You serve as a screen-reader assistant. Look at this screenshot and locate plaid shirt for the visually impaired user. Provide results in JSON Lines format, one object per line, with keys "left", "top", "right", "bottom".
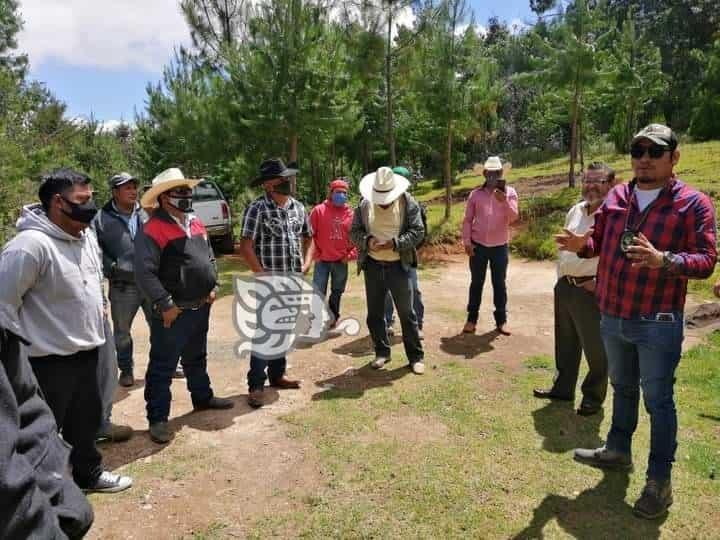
{"left": 580, "top": 177, "right": 717, "bottom": 318}
{"left": 241, "top": 194, "right": 312, "bottom": 272}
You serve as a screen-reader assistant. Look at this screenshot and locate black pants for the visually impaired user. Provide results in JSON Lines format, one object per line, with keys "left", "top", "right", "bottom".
{"left": 552, "top": 278, "right": 608, "bottom": 408}
{"left": 363, "top": 258, "right": 424, "bottom": 364}
{"left": 466, "top": 243, "right": 509, "bottom": 326}
{"left": 30, "top": 349, "right": 103, "bottom": 488}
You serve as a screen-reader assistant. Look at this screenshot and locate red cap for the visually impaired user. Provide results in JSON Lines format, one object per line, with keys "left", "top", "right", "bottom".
{"left": 329, "top": 179, "right": 349, "bottom": 192}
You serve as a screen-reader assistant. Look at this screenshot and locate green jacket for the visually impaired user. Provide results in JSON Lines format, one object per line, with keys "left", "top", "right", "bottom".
{"left": 350, "top": 192, "right": 425, "bottom": 274}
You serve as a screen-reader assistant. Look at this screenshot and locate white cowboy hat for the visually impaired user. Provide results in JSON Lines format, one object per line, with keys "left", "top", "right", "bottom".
{"left": 483, "top": 156, "right": 512, "bottom": 174}
{"left": 140, "top": 168, "right": 200, "bottom": 208}
{"left": 359, "top": 166, "right": 410, "bottom": 205}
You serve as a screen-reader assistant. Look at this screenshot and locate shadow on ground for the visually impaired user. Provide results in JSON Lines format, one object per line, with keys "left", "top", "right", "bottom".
{"left": 439, "top": 330, "right": 499, "bottom": 359}
{"left": 311, "top": 363, "right": 411, "bottom": 400}
{"left": 532, "top": 400, "right": 605, "bottom": 454}
{"left": 101, "top": 392, "right": 279, "bottom": 470}
{"left": 331, "top": 334, "right": 404, "bottom": 357}
{"left": 513, "top": 470, "right": 666, "bottom": 539}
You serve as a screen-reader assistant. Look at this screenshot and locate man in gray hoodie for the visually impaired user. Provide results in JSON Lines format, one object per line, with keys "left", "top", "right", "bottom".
{"left": 0, "top": 168, "right": 132, "bottom": 494}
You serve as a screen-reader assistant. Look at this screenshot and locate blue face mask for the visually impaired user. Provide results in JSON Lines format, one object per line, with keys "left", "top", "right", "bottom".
{"left": 331, "top": 192, "right": 348, "bottom": 206}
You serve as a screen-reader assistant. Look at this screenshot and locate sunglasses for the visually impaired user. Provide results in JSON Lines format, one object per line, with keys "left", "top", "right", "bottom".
{"left": 630, "top": 144, "right": 670, "bottom": 159}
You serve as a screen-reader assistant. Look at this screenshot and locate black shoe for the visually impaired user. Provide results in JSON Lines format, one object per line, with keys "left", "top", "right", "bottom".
{"left": 533, "top": 388, "right": 573, "bottom": 401}
{"left": 149, "top": 422, "right": 172, "bottom": 444}
{"left": 574, "top": 446, "right": 633, "bottom": 471}
{"left": 577, "top": 404, "right": 602, "bottom": 416}
{"left": 193, "top": 396, "right": 234, "bottom": 411}
{"left": 118, "top": 371, "right": 134, "bottom": 387}
{"left": 633, "top": 478, "right": 673, "bottom": 519}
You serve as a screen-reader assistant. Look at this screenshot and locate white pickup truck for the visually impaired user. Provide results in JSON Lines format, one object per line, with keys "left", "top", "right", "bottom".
{"left": 192, "top": 179, "right": 234, "bottom": 253}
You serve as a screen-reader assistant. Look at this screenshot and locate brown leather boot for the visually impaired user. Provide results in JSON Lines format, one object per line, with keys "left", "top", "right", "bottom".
{"left": 269, "top": 376, "right": 301, "bottom": 389}
{"left": 247, "top": 389, "right": 264, "bottom": 409}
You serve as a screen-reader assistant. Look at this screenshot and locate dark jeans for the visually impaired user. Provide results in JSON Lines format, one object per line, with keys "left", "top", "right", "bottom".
{"left": 145, "top": 305, "right": 214, "bottom": 424}
{"left": 312, "top": 261, "right": 349, "bottom": 321}
{"left": 363, "top": 258, "right": 423, "bottom": 364}
{"left": 247, "top": 355, "right": 287, "bottom": 391}
{"left": 600, "top": 312, "right": 684, "bottom": 480}
{"left": 30, "top": 349, "right": 103, "bottom": 488}
{"left": 109, "top": 280, "right": 152, "bottom": 373}
{"left": 385, "top": 266, "right": 424, "bottom": 329}
{"left": 466, "top": 243, "right": 509, "bottom": 326}
{"left": 552, "top": 278, "right": 608, "bottom": 408}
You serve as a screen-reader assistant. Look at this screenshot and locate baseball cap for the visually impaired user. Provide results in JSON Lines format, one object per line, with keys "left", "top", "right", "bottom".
{"left": 392, "top": 166, "right": 411, "bottom": 179}
{"left": 631, "top": 124, "right": 678, "bottom": 149}
{"left": 109, "top": 172, "right": 138, "bottom": 189}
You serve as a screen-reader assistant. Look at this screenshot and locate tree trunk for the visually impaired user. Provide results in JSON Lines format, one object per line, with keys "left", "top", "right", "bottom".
{"left": 385, "top": 6, "right": 396, "bottom": 167}
{"left": 579, "top": 116, "right": 584, "bottom": 172}
{"left": 289, "top": 132, "right": 298, "bottom": 195}
{"left": 444, "top": 122, "right": 453, "bottom": 221}
{"left": 568, "top": 84, "right": 580, "bottom": 188}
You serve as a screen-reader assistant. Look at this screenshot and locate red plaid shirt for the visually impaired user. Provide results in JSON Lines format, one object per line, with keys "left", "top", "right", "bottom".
{"left": 580, "top": 177, "right": 717, "bottom": 318}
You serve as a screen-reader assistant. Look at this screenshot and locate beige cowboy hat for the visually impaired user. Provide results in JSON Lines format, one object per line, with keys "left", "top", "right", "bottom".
{"left": 140, "top": 168, "right": 201, "bottom": 208}
{"left": 482, "top": 156, "right": 512, "bottom": 175}
{"left": 359, "top": 166, "right": 410, "bottom": 205}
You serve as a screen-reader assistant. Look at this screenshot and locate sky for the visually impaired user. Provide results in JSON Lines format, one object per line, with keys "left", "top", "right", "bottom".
{"left": 17, "top": 0, "right": 535, "bottom": 126}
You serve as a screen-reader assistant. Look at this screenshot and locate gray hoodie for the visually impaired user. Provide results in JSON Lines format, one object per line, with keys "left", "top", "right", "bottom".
{"left": 0, "top": 204, "right": 105, "bottom": 357}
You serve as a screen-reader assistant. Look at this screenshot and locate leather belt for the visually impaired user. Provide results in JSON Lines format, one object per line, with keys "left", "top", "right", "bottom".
{"left": 564, "top": 275, "right": 595, "bottom": 286}
{"left": 175, "top": 297, "right": 208, "bottom": 310}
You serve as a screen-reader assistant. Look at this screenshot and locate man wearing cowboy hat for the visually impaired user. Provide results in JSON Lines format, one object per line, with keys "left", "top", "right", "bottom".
{"left": 350, "top": 166, "right": 426, "bottom": 374}
{"left": 135, "top": 168, "right": 233, "bottom": 444}
{"left": 302, "top": 177, "right": 357, "bottom": 328}
{"left": 239, "top": 158, "right": 311, "bottom": 408}
{"left": 462, "top": 156, "right": 519, "bottom": 336}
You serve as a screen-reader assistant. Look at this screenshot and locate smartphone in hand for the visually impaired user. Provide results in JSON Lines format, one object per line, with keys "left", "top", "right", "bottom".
{"left": 496, "top": 179, "right": 506, "bottom": 192}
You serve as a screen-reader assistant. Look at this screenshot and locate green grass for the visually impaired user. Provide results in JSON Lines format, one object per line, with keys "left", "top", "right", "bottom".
{"left": 216, "top": 255, "right": 250, "bottom": 298}
{"left": 246, "top": 331, "right": 720, "bottom": 538}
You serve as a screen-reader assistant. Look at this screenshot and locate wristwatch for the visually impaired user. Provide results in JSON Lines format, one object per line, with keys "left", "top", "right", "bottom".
{"left": 662, "top": 251, "right": 674, "bottom": 270}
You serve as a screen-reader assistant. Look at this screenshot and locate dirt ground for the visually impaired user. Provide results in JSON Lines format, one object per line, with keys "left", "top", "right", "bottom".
{"left": 87, "top": 254, "right": 714, "bottom": 539}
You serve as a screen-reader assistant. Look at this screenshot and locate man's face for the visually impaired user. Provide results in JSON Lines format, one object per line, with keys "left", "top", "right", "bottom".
{"left": 113, "top": 181, "right": 138, "bottom": 207}
{"left": 56, "top": 182, "right": 94, "bottom": 231}
{"left": 631, "top": 139, "right": 678, "bottom": 185}
{"left": 581, "top": 170, "right": 612, "bottom": 205}
{"left": 484, "top": 170, "right": 501, "bottom": 188}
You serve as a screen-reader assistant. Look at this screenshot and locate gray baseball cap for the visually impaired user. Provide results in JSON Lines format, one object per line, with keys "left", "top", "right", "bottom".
{"left": 631, "top": 124, "right": 678, "bottom": 149}
{"left": 109, "top": 172, "right": 138, "bottom": 189}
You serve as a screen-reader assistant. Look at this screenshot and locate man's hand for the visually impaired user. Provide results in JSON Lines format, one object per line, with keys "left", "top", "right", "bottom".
{"left": 625, "top": 232, "right": 664, "bottom": 269}
{"left": 581, "top": 279, "right": 596, "bottom": 293}
{"left": 555, "top": 228, "right": 593, "bottom": 253}
{"left": 206, "top": 290, "right": 217, "bottom": 305}
{"left": 464, "top": 244, "right": 475, "bottom": 257}
{"left": 162, "top": 305, "right": 182, "bottom": 328}
{"left": 369, "top": 237, "right": 393, "bottom": 251}
{"left": 301, "top": 261, "right": 311, "bottom": 274}
{"left": 493, "top": 189, "right": 507, "bottom": 202}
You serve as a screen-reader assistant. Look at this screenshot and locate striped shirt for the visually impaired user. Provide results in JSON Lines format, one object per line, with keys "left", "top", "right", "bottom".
{"left": 579, "top": 177, "right": 717, "bottom": 318}
{"left": 241, "top": 194, "right": 312, "bottom": 273}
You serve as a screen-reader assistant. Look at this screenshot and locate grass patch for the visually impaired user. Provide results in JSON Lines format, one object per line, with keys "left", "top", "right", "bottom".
{"left": 248, "top": 331, "right": 720, "bottom": 538}
{"left": 423, "top": 202, "right": 464, "bottom": 245}
{"left": 216, "top": 255, "right": 250, "bottom": 298}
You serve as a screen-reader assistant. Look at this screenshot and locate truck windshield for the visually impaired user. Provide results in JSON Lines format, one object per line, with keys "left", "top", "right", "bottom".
{"left": 193, "top": 181, "right": 221, "bottom": 201}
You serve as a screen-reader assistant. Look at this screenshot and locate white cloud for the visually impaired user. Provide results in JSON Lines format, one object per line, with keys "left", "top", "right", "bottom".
{"left": 455, "top": 23, "right": 487, "bottom": 37}
{"left": 509, "top": 18, "right": 531, "bottom": 35}
{"left": 17, "top": 0, "right": 190, "bottom": 72}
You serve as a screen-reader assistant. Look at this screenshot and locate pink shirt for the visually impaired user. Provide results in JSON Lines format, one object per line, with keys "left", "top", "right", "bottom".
{"left": 462, "top": 186, "right": 519, "bottom": 247}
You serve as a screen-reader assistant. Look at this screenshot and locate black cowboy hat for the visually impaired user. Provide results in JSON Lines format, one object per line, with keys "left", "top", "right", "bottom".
{"left": 251, "top": 158, "right": 299, "bottom": 187}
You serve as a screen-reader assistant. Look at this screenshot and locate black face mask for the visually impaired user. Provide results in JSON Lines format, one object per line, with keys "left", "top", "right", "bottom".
{"left": 61, "top": 196, "right": 98, "bottom": 224}
{"left": 168, "top": 195, "right": 193, "bottom": 213}
{"left": 272, "top": 180, "right": 292, "bottom": 196}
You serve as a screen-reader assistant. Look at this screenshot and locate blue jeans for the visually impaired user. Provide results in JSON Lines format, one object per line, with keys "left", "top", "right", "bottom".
{"left": 385, "top": 266, "right": 424, "bottom": 329}
{"left": 145, "top": 305, "right": 214, "bottom": 424}
{"left": 363, "top": 258, "right": 423, "bottom": 364}
{"left": 247, "top": 355, "right": 287, "bottom": 391}
{"left": 600, "top": 313, "right": 684, "bottom": 480}
{"left": 466, "top": 243, "right": 509, "bottom": 326}
{"left": 109, "top": 280, "right": 152, "bottom": 373}
{"left": 312, "top": 261, "right": 349, "bottom": 321}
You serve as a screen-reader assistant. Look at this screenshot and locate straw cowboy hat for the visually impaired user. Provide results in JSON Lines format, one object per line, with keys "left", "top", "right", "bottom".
{"left": 140, "top": 168, "right": 200, "bottom": 208}
{"left": 359, "top": 166, "right": 410, "bottom": 205}
{"left": 482, "top": 156, "right": 512, "bottom": 175}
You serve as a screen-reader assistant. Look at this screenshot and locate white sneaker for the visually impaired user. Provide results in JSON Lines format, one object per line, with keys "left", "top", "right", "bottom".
{"left": 386, "top": 325, "right": 395, "bottom": 337}
{"left": 411, "top": 361, "right": 426, "bottom": 375}
{"left": 371, "top": 356, "right": 390, "bottom": 369}
{"left": 83, "top": 470, "right": 133, "bottom": 493}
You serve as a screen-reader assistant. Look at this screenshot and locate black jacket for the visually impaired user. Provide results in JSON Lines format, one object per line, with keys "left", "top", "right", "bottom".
{"left": 134, "top": 209, "right": 218, "bottom": 311}
{"left": 92, "top": 201, "right": 146, "bottom": 282}
{"left": 0, "top": 327, "right": 94, "bottom": 539}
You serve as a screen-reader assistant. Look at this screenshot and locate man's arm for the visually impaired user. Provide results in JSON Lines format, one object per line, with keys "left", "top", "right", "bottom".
{"left": 133, "top": 226, "right": 173, "bottom": 312}
{"left": 0, "top": 333, "right": 69, "bottom": 540}
{"left": 0, "top": 248, "right": 42, "bottom": 339}
{"left": 505, "top": 187, "right": 520, "bottom": 224}
{"left": 91, "top": 212, "right": 115, "bottom": 279}
{"left": 239, "top": 203, "right": 264, "bottom": 273}
{"left": 462, "top": 191, "right": 476, "bottom": 248}
{"left": 394, "top": 195, "right": 424, "bottom": 251}
{"left": 349, "top": 201, "right": 369, "bottom": 248}
{"left": 666, "top": 194, "right": 717, "bottom": 278}
{"left": 240, "top": 238, "right": 264, "bottom": 273}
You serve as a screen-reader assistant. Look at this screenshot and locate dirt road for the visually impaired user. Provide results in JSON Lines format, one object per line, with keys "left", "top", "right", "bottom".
{"left": 87, "top": 255, "right": 711, "bottom": 539}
